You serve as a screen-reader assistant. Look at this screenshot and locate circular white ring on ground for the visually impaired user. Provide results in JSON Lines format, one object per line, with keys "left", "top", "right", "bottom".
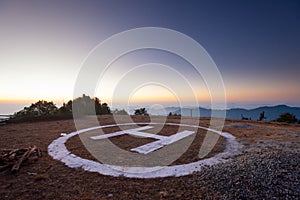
{"left": 48, "top": 123, "right": 243, "bottom": 178}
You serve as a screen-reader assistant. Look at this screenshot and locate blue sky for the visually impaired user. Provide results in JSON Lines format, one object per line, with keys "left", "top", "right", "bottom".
{"left": 0, "top": 0, "right": 299, "bottom": 113}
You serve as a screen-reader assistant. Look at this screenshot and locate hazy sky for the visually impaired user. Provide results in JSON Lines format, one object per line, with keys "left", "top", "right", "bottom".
{"left": 0, "top": 0, "right": 299, "bottom": 113}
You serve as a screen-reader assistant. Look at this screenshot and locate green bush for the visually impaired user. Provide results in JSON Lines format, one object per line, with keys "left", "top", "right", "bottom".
{"left": 65, "top": 94, "right": 111, "bottom": 116}
{"left": 12, "top": 94, "right": 111, "bottom": 121}
{"left": 134, "top": 108, "right": 148, "bottom": 116}
{"left": 276, "top": 112, "right": 298, "bottom": 124}
{"left": 13, "top": 100, "right": 58, "bottom": 118}
{"left": 168, "top": 112, "right": 181, "bottom": 117}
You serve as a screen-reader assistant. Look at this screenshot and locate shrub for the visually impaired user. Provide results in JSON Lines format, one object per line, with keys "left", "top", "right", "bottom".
{"left": 276, "top": 112, "right": 298, "bottom": 124}
{"left": 168, "top": 112, "right": 181, "bottom": 117}
{"left": 134, "top": 108, "right": 148, "bottom": 116}
{"left": 67, "top": 94, "right": 111, "bottom": 115}
{"left": 11, "top": 94, "right": 112, "bottom": 123}
{"left": 13, "top": 100, "right": 58, "bottom": 118}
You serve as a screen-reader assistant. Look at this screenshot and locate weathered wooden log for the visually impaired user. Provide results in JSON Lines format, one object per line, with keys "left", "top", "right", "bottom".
{"left": 11, "top": 146, "right": 38, "bottom": 172}
{"left": 0, "top": 146, "right": 42, "bottom": 172}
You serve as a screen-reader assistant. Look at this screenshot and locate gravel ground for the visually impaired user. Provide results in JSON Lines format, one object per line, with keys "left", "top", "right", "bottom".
{"left": 190, "top": 141, "right": 300, "bottom": 199}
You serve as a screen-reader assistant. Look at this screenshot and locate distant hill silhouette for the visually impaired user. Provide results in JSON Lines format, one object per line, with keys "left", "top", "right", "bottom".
{"left": 225, "top": 105, "right": 300, "bottom": 120}
{"left": 168, "top": 105, "right": 300, "bottom": 121}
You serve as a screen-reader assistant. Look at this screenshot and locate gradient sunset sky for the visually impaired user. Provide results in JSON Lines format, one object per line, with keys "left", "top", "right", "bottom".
{"left": 0, "top": 0, "right": 299, "bottom": 113}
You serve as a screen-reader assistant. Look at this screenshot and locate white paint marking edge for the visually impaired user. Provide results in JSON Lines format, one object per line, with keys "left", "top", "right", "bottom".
{"left": 131, "top": 130, "right": 195, "bottom": 154}
{"left": 48, "top": 122, "right": 243, "bottom": 178}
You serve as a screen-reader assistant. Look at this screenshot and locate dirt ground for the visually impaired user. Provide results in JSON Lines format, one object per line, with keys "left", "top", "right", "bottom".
{"left": 0, "top": 115, "right": 299, "bottom": 199}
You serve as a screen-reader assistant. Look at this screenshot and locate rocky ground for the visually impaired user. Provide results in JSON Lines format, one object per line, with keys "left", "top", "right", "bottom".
{"left": 0, "top": 116, "right": 299, "bottom": 199}
{"left": 191, "top": 141, "right": 300, "bottom": 199}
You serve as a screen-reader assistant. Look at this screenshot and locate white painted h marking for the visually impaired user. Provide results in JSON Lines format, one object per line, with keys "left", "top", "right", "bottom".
{"left": 90, "top": 126, "right": 195, "bottom": 154}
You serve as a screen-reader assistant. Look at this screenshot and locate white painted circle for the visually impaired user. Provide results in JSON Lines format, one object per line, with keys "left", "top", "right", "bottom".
{"left": 48, "top": 123, "right": 242, "bottom": 178}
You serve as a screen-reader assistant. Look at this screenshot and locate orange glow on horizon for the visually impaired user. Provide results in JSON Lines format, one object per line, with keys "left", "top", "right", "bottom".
{"left": 0, "top": 98, "right": 68, "bottom": 105}
{"left": 1, "top": 86, "right": 298, "bottom": 107}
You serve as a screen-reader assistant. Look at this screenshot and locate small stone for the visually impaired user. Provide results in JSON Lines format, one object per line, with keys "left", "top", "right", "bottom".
{"left": 159, "top": 191, "right": 168, "bottom": 197}
{"left": 107, "top": 193, "right": 113, "bottom": 197}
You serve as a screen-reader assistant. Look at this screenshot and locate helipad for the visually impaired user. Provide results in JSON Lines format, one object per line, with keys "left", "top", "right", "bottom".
{"left": 48, "top": 122, "right": 243, "bottom": 178}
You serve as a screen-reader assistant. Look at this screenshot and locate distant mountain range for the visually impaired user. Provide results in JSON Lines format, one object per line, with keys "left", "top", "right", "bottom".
{"left": 149, "top": 105, "right": 300, "bottom": 121}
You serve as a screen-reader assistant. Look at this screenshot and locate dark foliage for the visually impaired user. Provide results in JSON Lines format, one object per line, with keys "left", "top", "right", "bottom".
{"left": 168, "top": 112, "right": 181, "bottom": 117}
{"left": 60, "top": 94, "right": 111, "bottom": 116}
{"left": 58, "top": 101, "right": 72, "bottom": 114}
{"left": 13, "top": 100, "right": 58, "bottom": 118}
{"left": 134, "top": 108, "right": 148, "bottom": 116}
{"left": 11, "top": 94, "right": 111, "bottom": 123}
{"left": 275, "top": 112, "right": 298, "bottom": 124}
